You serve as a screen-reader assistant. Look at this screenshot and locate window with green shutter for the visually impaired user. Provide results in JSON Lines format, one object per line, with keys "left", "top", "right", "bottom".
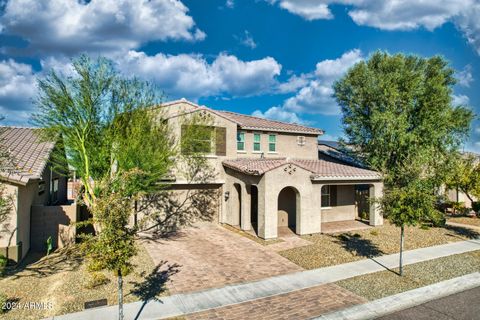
{"left": 253, "top": 133, "right": 261, "bottom": 151}
{"left": 237, "top": 132, "right": 245, "bottom": 151}
{"left": 268, "top": 134, "right": 276, "bottom": 152}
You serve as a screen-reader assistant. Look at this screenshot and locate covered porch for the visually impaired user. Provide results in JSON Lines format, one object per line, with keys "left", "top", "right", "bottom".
{"left": 222, "top": 158, "right": 383, "bottom": 239}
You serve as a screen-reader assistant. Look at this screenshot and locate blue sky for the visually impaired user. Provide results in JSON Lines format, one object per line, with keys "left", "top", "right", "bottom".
{"left": 1, "top": 0, "right": 479, "bottom": 151}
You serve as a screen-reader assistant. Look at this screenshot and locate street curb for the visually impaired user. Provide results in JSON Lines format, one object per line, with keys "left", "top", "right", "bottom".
{"left": 313, "top": 272, "right": 480, "bottom": 320}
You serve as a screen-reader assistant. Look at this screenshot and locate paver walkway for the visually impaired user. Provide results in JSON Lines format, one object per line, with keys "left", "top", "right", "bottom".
{"left": 185, "top": 283, "right": 366, "bottom": 320}
{"left": 51, "top": 238, "right": 480, "bottom": 320}
{"left": 142, "top": 223, "right": 302, "bottom": 294}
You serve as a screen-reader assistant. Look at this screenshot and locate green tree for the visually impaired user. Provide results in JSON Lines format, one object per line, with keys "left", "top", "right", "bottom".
{"left": 446, "top": 153, "right": 480, "bottom": 205}
{"left": 334, "top": 51, "right": 474, "bottom": 275}
{"left": 33, "top": 55, "right": 217, "bottom": 319}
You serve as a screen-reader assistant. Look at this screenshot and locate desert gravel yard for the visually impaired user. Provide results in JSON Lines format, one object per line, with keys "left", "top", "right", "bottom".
{"left": 335, "top": 250, "right": 480, "bottom": 301}
{"left": 448, "top": 216, "right": 480, "bottom": 227}
{"left": 279, "top": 221, "right": 479, "bottom": 269}
{"left": 0, "top": 242, "right": 158, "bottom": 320}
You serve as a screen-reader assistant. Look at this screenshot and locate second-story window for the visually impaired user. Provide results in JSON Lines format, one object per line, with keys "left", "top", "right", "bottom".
{"left": 181, "top": 125, "right": 214, "bottom": 154}
{"left": 268, "top": 134, "right": 276, "bottom": 152}
{"left": 237, "top": 132, "right": 245, "bottom": 151}
{"left": 253, "top": 133, "right": 261, "bottom": 151}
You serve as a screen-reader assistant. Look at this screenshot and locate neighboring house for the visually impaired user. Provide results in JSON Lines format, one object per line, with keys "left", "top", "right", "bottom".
{"left": 161, "top": 99, "right": 383, "bottom": 239}
{"left": 0, "top": 127, "right": 71, "bottom": 262}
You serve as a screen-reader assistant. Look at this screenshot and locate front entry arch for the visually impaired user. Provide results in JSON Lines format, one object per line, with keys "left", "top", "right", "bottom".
{"left": 277, "top": 186, "right": 300, "bottom": 233}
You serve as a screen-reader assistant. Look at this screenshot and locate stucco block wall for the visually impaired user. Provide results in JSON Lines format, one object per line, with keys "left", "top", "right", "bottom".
{"left": 321, "top": 185, "right": 356, "bottom": 222}
{"left": 30, "top": 204, "right": 77, "bottom": 251}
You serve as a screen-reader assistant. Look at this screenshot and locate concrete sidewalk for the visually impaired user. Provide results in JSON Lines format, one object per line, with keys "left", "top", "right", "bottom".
{"left": 315, "top": 272, "right": 480, "bottom": 320}
{"left": 49, "top": 239, "right": 480, "bottom": 320}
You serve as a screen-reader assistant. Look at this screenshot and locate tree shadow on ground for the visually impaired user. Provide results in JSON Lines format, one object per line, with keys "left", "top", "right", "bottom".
{"left": 445, "top": 225, "right": 480, "bottom": 240}
{"left": 4, "top": 245, "right": 83, "bottom": 279}
{"left": 129, "top": 260, "right": 180, "bottom": 320}
{"left": 333, "top": 233, "right": 384, "bottom": 258}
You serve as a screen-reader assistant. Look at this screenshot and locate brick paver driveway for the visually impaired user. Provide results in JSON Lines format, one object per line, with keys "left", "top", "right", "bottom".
{"left": 143, "top": 223, "right": 303, "bottom": 294}
{"left": 184, "top": 283, "right": 367, "bottom": 320}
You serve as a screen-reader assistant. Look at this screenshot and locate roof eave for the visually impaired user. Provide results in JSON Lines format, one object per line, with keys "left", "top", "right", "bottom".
{"left": 239, "top": 126, "right": 323, "bottom": 135}
{"left": 310, "top": 175, "right": 382, "bottom": 181}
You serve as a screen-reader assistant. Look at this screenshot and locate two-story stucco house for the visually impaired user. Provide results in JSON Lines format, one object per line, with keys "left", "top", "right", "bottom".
{"left": 160, "top": 99, "right": 383, "bottom": 239}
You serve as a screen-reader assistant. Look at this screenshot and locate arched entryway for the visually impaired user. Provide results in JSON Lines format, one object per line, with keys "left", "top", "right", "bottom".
{"left": 277, "top": 186, "right": 300, "bottom": 234}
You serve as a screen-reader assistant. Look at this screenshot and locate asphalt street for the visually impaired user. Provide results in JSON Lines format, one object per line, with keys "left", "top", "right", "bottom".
{"left": 377, "top": 286, "right": 480, "bottom": 320}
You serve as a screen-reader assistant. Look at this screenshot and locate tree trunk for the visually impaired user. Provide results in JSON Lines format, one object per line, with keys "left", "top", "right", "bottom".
{"left": 118, "top": 270, "right": 124, "bottom": 320}
{"left": 399, "top": 225, "right": 405, "bottom": 276}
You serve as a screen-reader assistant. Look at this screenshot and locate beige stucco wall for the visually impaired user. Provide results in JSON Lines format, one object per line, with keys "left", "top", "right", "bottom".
{"left": 321, "top": 185, "right": 356, "bottom": 222}
{"left": 446, "top": 188, "right": 477, "bottom": 208}
{"left": 0, "top": 183, "right": 18, "bottom": 250}
{"left": 238, "top": 131, "right": 318, "bottom": 159}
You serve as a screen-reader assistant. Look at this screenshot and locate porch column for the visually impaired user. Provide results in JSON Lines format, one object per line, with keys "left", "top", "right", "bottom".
{"left": 240, "top": 183, "right": 251, "bottom": 231}
{"left": 369, "top": 182, "right": 383, "bottom": 226}
{"left": 257, "top": 177, "right": 277, "bottom": 239}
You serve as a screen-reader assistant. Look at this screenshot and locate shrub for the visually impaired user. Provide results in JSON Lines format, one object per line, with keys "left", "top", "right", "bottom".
{"left": 85, "top": 272, "right": 110, "bottom": 289}
{"left": 370, "top": 230, "right": 379, "bottom": 236}
{"left": 0, "top": 255, "right": 7, "bottom": 276}
{"left": 472, "top": 202, "right": 480, "bottom": 213}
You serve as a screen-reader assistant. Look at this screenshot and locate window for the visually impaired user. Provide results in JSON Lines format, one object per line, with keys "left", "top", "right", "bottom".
{"left": 38, "top": 181, "right": 45, "bottom": 195}
{"left": 268, "top": 134, "right": 276, "bottom": 152}
{"left": 253, "top": 133, "right": 261, "bottom": 151}
{"left": 181, "top": 125, "right": 214, "bottom": 154}
{"left": 297, "top": 136, "right": 306, "bottom": 146}
{"left": 52, "top": 178, "right": 59, "bottom": 203}
{"left": 321, "top": 185, "right": 330, "bottom": 207}
{"left": 237, "top": 132, "right": 245, "bottom": 151}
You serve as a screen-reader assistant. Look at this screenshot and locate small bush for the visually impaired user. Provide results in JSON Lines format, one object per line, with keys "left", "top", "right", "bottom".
{"left": 420, "top": 224, "right": 430, "bottom": 230}
{"left": 85, "top": 272, "right": 110, "bottom": 289}
{"left": 472, "top": 202, "right": 480, "bottom": 213}
{"left": 370, "top": 230, "right": 379, "bottom": 236}
{"left": 0, "top": 255, "right": 7, "bottom": 276}
{"left": 352, "top": 233, "right": 361, "bottom": 238}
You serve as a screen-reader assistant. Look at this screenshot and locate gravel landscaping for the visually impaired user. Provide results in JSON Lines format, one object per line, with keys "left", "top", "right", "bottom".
{"left": 336, "top": 250, "right": 480, "bottom": 301}
{"left": 448, "top": 217, "right": 480, "bottom": 227}
{"left": 222, "top": 224, "right": 284, "bottom": 246}
{"left": 0, "top": 241, "right": 158, "bottom": 320}
{"left": 279, "top": 221, "right": 479, "bottom": 269}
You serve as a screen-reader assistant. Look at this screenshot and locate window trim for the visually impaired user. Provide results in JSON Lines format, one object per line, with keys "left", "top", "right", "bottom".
{"left": 297, "top": 136, "right": 306, "bottom": 146}
{"left": 268, "top": 134, "right": 276, "bottom": 153}
{"left": 237, "top": 131, "right": 246, "bottom": 151}
{"left": 253, "top": 133, "right": 261, "bottom": 151}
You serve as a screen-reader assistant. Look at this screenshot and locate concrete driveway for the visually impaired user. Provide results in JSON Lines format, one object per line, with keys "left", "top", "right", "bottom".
{"left": 143, "top": 223, "right": 303, "bottom": 294}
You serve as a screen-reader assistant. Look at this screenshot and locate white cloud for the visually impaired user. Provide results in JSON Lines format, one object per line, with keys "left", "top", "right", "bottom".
{"left": 0, "top": 59, "right": 37, "bottom": 124}
{"left": 266, "top": 1, "right": 480, "bottom": 55}
{"left": 116, "top": 51, "right": 282, "bottom": 100}
{"left": 238, "top": 30, "right": 257, "bottom": 49}
{"left": 456, "top": 65, "right": 474, "bottom": 87}
{"left": 452, "top": 94, "right": 470, "bottom": 106}
{"left": 283, "top": 49, "right": 363, "bottom": 115}
{"left": 225, "top": 0, "right": 235, "bottom": 9}
{"left": 276, "top": 74, "right": 311, "bottom": 94}
{"left": 0, "top": 0, "right": 205, "bottom": 56}
{"left": 455, "top": 4, "right": 480, "bottom": 55}
{"left": 271, "top": 0, "right": 333, "bottom": 20}
{"left": 252, "top": 107, "right": 304, "bottom": 124}
{"left": 254, "top": 49, "right": 362, "bottom": 124}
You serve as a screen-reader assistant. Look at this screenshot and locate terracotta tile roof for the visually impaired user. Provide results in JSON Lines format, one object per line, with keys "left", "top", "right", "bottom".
{"left": 223, "top": 158, "right": 287, "bottom": 175}
{"left": 218, "top": 111, "right": 323, "bottom": 135}
{"left": 159, "top": 99, "right": 323, "bottom": 135}
{"left": 0, "top": 127, "right": 55, "bottom": 184}
{"left": 222, "top": 158, "right": 381, "bottom": 180}
{"left": 292, "top": 159, "right": 381, "bottom": 180}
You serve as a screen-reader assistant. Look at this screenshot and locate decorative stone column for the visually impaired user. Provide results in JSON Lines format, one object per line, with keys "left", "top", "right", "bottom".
{"left": 369, "top": 182, "right": 384, "bottom": 226}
